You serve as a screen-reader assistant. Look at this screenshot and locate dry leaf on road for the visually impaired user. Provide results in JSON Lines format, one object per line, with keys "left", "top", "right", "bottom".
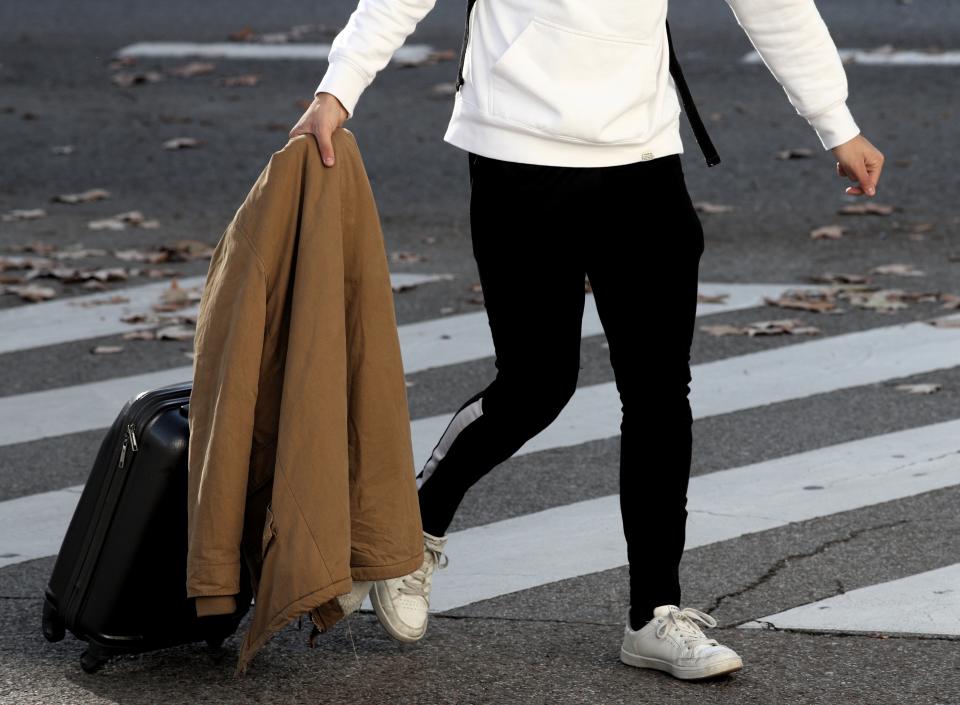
{"left": 810, "top": 224, "right": 848, "bottom": 240}
{"left": 3, "top": 283, "right": 57, "bottom": 302}
{"left": 701, "top": 318, "right": 821, "bottom": 336}
{"left": 88, "top": 211, "right": 160, "bottom": 230}
{"left": 53, "top": 188, "right": 111, "bottom": 204}
{"left": 838, "top": 202, "right": 895, "bottom": 216}
{"left": 694, "top": 201, "right": 735, "bottom": 214}
{"left": 162, "top": 137, "right": 203, "bottom": 150}
{"left": 223, "top": 74, "right": 260, "bottom": 87}
{"left": 870, "top": 263, "right": 925, "bottom": 276}
{"left": 1, "top": 209, "right": 46, "bottom": 221}
{"left": 168, "top": 61, "right": 215, "bottom": 78}
{"left": 894, "top": 383, "right": 941, "bottom": 394}
{"left": 775, "top": 148, "right": 814, "bottom": 159}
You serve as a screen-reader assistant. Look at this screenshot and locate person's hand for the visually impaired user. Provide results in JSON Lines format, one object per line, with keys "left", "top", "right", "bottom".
{"left": 289, "top": 92, "right": 349, "bottom": 167}
{"left": 830, "top": 133, "right": 884, "bottom": 197}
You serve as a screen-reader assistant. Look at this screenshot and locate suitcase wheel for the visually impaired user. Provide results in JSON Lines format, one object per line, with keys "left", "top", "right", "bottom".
{"left": 80, "top": 646, "right": 110, "bottom": 674}
{"left": 42, "top": 598, "right": 66, "bottom": 643}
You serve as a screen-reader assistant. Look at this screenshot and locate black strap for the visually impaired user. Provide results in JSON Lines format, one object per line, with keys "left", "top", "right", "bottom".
{"left": 665, "top": 20, "right": 721, "bottom": 167}
{"left": 455, "top": 7, "right": 721, "bottom": 167}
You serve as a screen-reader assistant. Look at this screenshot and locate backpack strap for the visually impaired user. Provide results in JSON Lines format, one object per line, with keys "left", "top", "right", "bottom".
{"left": 665, "top": 20, "right": 721, "bottom": 166}
{"left": 455, "top": 7, "right": 721, "bottom": 167}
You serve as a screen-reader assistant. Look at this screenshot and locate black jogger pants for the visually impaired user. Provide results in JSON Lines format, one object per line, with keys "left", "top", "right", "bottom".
{"left": 416, "top": 150, "right": 706, "bottom": 625}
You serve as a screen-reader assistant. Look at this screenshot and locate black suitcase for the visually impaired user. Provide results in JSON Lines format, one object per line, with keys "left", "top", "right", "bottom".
{"left": 42, "top": 379, "right": 254, "bottom": 673}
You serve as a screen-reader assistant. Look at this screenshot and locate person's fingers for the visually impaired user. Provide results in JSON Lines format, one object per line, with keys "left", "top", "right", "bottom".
{"left": 317, "top": 128, "right": 336, "bottom": 167}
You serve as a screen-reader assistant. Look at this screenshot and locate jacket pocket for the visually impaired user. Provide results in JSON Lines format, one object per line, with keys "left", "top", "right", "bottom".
{"left": 489, "top": 16, "right": 660, "bottom": 145}
{"left": 261, "top": 503, "right": 277, "bottom": 560}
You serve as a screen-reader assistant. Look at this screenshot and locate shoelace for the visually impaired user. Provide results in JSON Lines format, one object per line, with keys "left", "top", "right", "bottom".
{"left": 396, "top": 543, "right": 449, "bottom": 598}
{"left": 655, "top": 606, "right": 720, "bottom": 648}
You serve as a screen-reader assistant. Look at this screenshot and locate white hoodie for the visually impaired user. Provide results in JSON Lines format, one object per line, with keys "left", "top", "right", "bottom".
{"left": 316, "top": 0, "right": 861, "bottom": 167}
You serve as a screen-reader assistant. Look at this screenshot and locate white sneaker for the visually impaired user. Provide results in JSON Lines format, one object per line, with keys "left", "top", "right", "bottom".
{"left": 369, "top": 531, "right": 449, "bottom": 642}
{"left": 336, "top": 580, "right": 373, "bottom": 617}
{"left": 620, "top": 605, "right": 743, "bottom": 680}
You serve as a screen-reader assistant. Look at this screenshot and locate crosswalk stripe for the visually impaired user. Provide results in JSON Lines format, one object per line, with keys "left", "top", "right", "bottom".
{"left": 0, "top": 486, "right": 84, "bottom": 569}
{"left": 427, "top": 419, "right": 960, "bottom": 611}
{"left": 412, "top": 310, "right": 960, "bottom": 471}
{"left": 743, "top": 48, "right": 960, "bottom": 66}
{"left": 0, "top": 281, "right": 837, "bottom": 447}
{"left": 0, "top": 277, "right": 810, "bottom": 356}
{"left": 0, "top": 272, "right": 452, "bottom": 355}
{"left": 116, "top": 42, "right": 436, "bottom": 63}
{"left": 5, "top": 415, "right": 959, "bottom": 588}
{"left": 739, "top": 563, "right": 960, "bottom": 636}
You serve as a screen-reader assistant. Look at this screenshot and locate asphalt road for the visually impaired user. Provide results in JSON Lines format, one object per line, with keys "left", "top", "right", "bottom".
{"left": 1, "top": 1, "right": 959, "bottom": 704}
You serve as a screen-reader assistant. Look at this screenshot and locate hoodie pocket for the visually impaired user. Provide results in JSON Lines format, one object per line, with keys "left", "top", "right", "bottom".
{"left": 261, "top": 503, "right": 277, "bottom": 560}
{"left": 489, "top": 16, "right": 661, "bottom": 145}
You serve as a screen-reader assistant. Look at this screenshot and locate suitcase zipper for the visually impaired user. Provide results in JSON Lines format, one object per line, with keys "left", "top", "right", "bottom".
{"left": 117, "top": 424, "right": 139, "bottom": 469}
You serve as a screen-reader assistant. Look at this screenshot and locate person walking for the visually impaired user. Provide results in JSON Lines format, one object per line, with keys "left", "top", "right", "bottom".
{"left": 291, "top": 0, "right": 884, "bottom": 681}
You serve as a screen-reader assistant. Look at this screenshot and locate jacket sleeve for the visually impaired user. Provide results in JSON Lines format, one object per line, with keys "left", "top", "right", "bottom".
{"left": 723, "top": 0, "right": 861, "bottom": 150}
{"left": 315, "top": 0, "right": 440, "bottom": 118}
{"left": 186, "top": 223, "right": 267, "bottom": 617}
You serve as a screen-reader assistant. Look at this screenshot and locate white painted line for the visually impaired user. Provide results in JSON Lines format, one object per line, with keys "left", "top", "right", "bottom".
{"left": 413, "top": 310, "right": 960, "bottom": 470}
{"left": 358, "top": 417, "right": 960, "bottom": 612}
{"left": 743, "top": 48, "right": 960, "bottom": 66}
{"left": 740, "top": 563, "right": 960, "bottom": 636}
{"left": 0, "top": 281, "right": 827, "bottom": 445}
{"left": 116, "top": 42, "right": 436, "bottom": 64}
{"left": 401, "top": 281, "right": 807, "bottom": 376}
{"left": 0, "top": 486, "right": 84, "bottom": 569}
{"left": 0, "top": 272, "right": 452, "bottom": 355}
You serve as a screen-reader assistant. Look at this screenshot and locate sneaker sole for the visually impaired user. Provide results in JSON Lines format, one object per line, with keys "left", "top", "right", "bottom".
{"left": 369, "top": 583, "right": 427, "bottom": 643}
{"left": 620, "top": 648, "right": 743, "bottom": 680}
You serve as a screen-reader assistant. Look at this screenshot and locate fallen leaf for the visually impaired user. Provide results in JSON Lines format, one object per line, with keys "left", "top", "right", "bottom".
{"left": 72, "top": 295, "right": 131, "bottom": 307}
{"left": 111, "top": 70, "right": 164, "bottom": 87}
{"left": 431, "top": 82, "right": 457, "bottom": 96}
{"left": 50, "top": 145, "right": 75, "bottom": 155}
{"left": 7, "top": 242, "right": 56, "bottom": 255}
{"left": 156, "top": 324, "right": 195, "bottom": 341}
{"left": 88, "top": 211, "right": 159, "bottom": 230}
{"left": 108, "top": 56, "right": 137, "bottom": 70}
{"left": 697, "top": 292, "right": 730, "bottom": 304}
{"left": 810, "top": 224, "right": 848, "bottom": 240}
{"left": 3, "top": 283, "right": 57, "bottom": 301}
{"left": 0, "top": 255, "right": 55, "bottom": 270}
{"left": 53, "top": 188, "right": 111, "bottom": 204}
{"left": 92, "top": 345, "right": 124, "bottom": 354}
{"left": 807, "top": 272, "right": 870, "bottom": 285}
{"left": 162, "top": 137, "right": 203, "bottom": 150}
{"left": 775, "top": 148, "right": 814, "bottom": 159}
{"left": 390, "top": 251, "right": 427, "bottom": 263}
{"left": 837, "top": 202, "right": 895, "bottom": 216}
{"left": 701, "top": 318, "right": 821, "bottom": 336}
{"left": 763, "top": 291, "right": 838, "bottom": 313}
{"left": 926, "top": 317, "right": 960, "bottom": 329}
{"left": 228, "top": 27, "right": 256, "bottom": 42}
{"left": 894, "top": 382, "right": 941, "bottom": 394}
{"left": 1, "top": 208, "right": 46, "bottom": 221}
{"left": 694, "top": 201, "right": 735, "bottom": 214}
{"left": 168, "top": 61, "right": 216, "bottom": 78}
{"left": 395, "top": 48, "right": 457, "bottom": 68}
{"left": 870, "top": 263, "right": 925, "bottom": 276}
{"left": 49, "top": 247, "right": 109, "bottom": 260}
{"left": 939, "top": 293, "right": 960, "bottom": 309}
{"left": 223, "top": 74, "right": 260, "bottom": 87}
{"left": 114, "top": 248, "right": 170, "bottom": 264}
{"left": 122, "top": 329, "right": 157, "bottom": 340}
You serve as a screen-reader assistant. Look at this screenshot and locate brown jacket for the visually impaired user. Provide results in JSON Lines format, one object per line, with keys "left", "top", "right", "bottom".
{"left": 186, "top": 130, "right": 424, "bottom": 676}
